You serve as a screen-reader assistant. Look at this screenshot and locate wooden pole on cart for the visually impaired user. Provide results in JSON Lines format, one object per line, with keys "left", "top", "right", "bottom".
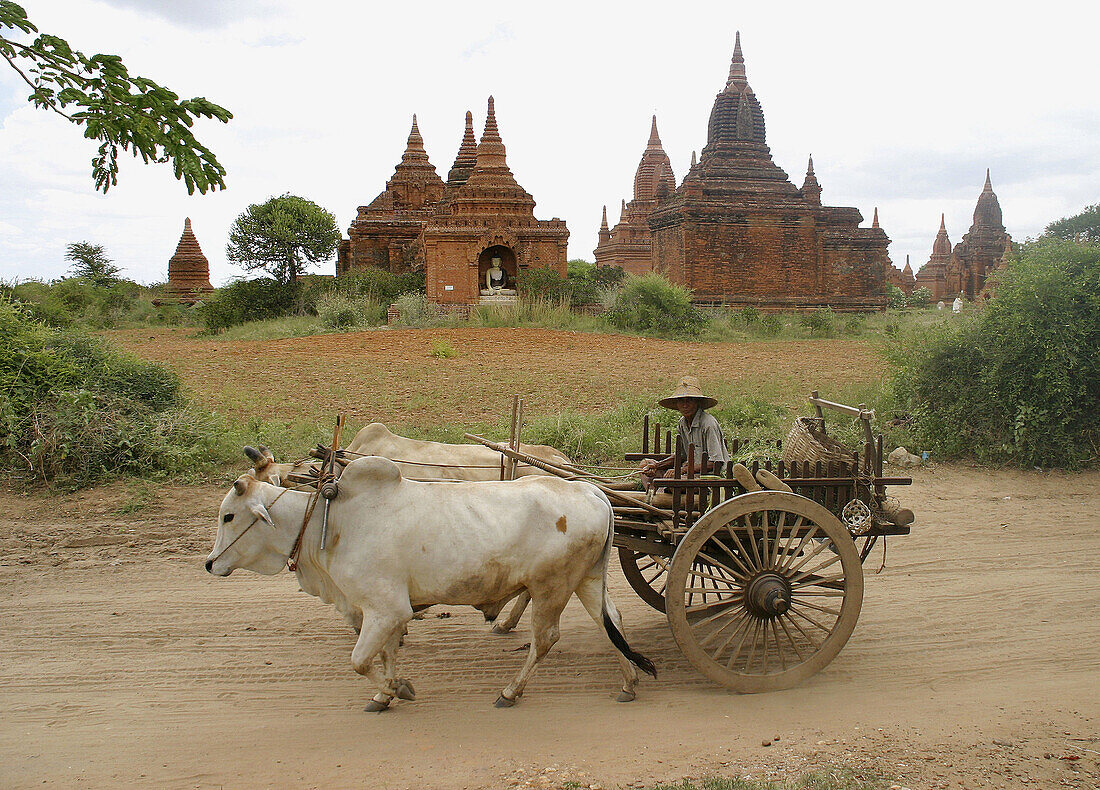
{"left": 465, "top": 434, "right": 674, "bottom": 519}
{"left": 319, "top": 414, "right": 344, "bottom": 550}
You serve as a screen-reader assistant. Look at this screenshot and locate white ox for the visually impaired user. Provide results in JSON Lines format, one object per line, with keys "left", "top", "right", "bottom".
{"left": 205, "top": 456, "right": 655, "bottom": 710}
{"left": 243, "top": 424, "right": 573, "bottom": 632}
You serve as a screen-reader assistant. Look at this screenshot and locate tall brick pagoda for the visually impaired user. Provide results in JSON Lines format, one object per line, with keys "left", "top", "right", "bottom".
{"left": 915, "top": 172, "right": 1012, "bottom": 300}
{"left": 339, "top": 99, "right": 568, "bottom": 305}
{"left": 338, "top": 115, "right": 445, "bottom": 275}
{"left": 423, "top": 96, "right": 569, "bottom": 304}
{"left": 887, "top": 255, "right": 916, "bottom": 295}
{"left": 594, "top": 116, "right": 676, "bottom": 274}
{"left": 165, "top": 217, "right": 213, "bottom": 302}
{"left": 608, "top": 33, "right": 890, "bottom": 309}
{"left": 914, "top": 214, "right": 953, "bottom": 300}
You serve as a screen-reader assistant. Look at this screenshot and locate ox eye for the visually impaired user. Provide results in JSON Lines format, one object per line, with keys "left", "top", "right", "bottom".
{"left": 222, "top": 513, "right": 235, "bottom": 523}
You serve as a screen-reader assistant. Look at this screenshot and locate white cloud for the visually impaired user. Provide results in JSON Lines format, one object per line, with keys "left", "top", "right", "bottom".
{"left": 1, "top": 0, "right": 1098, "bottom": 285}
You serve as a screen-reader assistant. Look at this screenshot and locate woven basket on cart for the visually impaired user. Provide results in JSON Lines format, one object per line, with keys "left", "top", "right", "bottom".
{"left": 782, "top": 416, "right": 857, "bottom": 464}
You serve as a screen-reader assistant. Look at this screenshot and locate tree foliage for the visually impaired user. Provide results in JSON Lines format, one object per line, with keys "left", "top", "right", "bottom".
{"left": 226, "top": 194, "right": 340, "bottom": 285}
{"left": 1044, "top": 203, "right": 1100, "bottom": 243}
{"left": 607, "top": 272, "right": 705, "bottom": 337}
{"left": 0, "top": 1, "right": 232, "bottom": 194}
{"left": 890, "top": 237, "right": 1100, "bottom": 468}
{"left": 64, "top": 241, "right": 120, "bottom": 285}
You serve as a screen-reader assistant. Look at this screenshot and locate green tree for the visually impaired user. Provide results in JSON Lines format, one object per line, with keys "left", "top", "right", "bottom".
{"left": 1044, "top": 203, "right": 1100, "bottom": 243}
{"left": 64, "top": 242, "right": 120, "bottom": 286}
{"left": 891, "top": 237, "right": 1100, "bottom": 468}
{"left": 226, "top": 195, "right": 340, "bottom": 285}
{"left": 0, "top": 1, "right": 232, "bottom": 194}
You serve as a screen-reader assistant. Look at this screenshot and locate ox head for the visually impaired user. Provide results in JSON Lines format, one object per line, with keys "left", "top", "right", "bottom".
{"left": 205, "top": 473, "right": 288, "bottom": 577}
{"left": 243, "top": 445, "right": 294, "bottom": 486}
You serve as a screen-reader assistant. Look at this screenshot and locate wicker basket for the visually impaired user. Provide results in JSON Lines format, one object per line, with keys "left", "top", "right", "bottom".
{"left": 782, "top": 416, "right": 857, "bottom": 464}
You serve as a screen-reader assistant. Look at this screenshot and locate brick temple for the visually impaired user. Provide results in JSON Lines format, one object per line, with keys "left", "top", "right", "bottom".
{"left": 164, "top": 217, "right": 213, "bottom": 303}
{"left": 338, "top": 98, "right": 568, "bottom": 305}
{"left": 914, "top": 171, "right": 1012, "bottom": 300}
{"left": 594, "top": 116, "right": 676, "bottom": 275}
{"left": 598, "top": 33, "right": 892, "bottom": 310}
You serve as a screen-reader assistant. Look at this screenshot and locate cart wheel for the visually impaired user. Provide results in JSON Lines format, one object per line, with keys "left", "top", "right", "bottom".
{"left": 665, "top": 490, "right": 863, "bottom": 693}
{"left": 618, "top": 548, "right": 671, "bottom": 613}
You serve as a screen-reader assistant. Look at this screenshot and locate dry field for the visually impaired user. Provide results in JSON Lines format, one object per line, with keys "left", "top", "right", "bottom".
{"left": 108, "top": 326, "right": 886, "bottom": 426}
{"left": 1, "top": 328, "right": 1097, "bottom": 789}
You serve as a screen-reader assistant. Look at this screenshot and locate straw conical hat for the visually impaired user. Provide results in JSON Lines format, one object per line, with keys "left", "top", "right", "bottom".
{"left": 658, "top": 376, "right": 718, "bottom": 410}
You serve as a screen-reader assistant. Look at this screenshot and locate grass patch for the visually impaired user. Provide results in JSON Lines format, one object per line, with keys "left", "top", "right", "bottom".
{"left": 430, "top": 339, "right": 458, "bottom": 359}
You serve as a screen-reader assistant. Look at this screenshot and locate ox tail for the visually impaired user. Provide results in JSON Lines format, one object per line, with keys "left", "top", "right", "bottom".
{"left": 593, "top": 489, "right": 658, "bottom": 679}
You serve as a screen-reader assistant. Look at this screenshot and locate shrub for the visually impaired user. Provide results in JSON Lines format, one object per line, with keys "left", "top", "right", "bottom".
{"left": 0, "top": 298, "right": 215, "bottom": 486}
{"left": 314, "top": 292, "right": 383, "bottom": 329}
{"left": 567, "top": 260, "right": 625, "bottom": 306}
{"left": 199, "top": 277, "right": 299, "bottom": 332}
{"left": 890, "top": 237, "right": 1100, "bottom": 468}
{"left": 843, "top": 315, "right": 865, "bottom": 336}
{"left": 516, "top": 268, "right": 571, "bottom": 301}
{"left": 390, "top": 292, "right": 447, "bottom": 328}
{"left": 739, "top": 306, "right": 761, "bottom": 325}
{"left": 606, "top": 273, "right": 705, "bottom": 337}
{"left": 754, "top": 313, "right": 782, "bottom": 337}
{"left": 800, "top": 307, "right": 836, "bottom": 336}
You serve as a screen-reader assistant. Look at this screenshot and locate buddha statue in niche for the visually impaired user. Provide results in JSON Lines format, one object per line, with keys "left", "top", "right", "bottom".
{"left": 481, "top": 256, "right": 516, "bottom": 296}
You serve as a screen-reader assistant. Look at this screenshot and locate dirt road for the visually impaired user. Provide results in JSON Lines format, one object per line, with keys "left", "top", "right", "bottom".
{"left": 1, "top": 465, "right": 1098, "bottom": 789}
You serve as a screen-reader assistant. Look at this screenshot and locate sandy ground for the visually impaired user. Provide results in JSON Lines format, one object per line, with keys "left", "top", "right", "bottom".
{"left": 1, "top": 464, "right": 1098, "bottom": 789}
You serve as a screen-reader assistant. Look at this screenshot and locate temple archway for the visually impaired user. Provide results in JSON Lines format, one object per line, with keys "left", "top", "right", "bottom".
{"left": 478, "top": 245, "right": 517, "bottom": 291}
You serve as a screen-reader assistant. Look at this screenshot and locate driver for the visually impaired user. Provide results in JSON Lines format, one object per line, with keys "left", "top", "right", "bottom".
{"left": 639, "top": 376, "right": 729, "bottom": 489}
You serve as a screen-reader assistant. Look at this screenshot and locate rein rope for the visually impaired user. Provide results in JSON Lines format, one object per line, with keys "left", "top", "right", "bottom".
{"left": 207, "top": 487, "right": 291, "bottom": 568}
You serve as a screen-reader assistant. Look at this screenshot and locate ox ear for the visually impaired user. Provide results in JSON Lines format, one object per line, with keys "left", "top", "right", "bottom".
{"left": 267, "top": 471, "right": 282, "bottom": 487}
{"left": 250, "top": 501, "right": 275, "bottom": 528}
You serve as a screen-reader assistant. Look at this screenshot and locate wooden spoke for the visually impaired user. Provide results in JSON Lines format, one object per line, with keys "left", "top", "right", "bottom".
{"left": 699, "top": 609, "right": 750, "bottom": 652}
{"left": 618, "top": 548, "right": 671, "bottom": 613}
{"left": 790, "top": 573, "right": 846, "bottom": 590}
{"left": 776, "top": 615, "right": 804, "bottom": 662}
{"left": 790, "top": 598, "right": 842, "bottom": 617}
{"left": 787, "top": 605, "right": 834, "bottom": 634}
{"left": 776, "top": 524, "right": 821, "bottom": 573}
{"left": 789, "top": 553, "right": 843, "bottom": 584}
{"left": 666, "top": 491, "right": 864, "bottom": 692}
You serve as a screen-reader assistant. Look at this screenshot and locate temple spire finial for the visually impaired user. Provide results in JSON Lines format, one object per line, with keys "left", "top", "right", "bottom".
{"left": 872, "top": 207, "right": 880, "bottom": 228}
{"left": 600, "top": 205, "right": 609, "bottom": 231}
{"left": 983, "top": 168, "right": 993, "bottom": 191}
{"left": 807, "top": 154, "right": 815, "bottom": 175}
{"left": 727, "top": 30, "right": 747, "bottom": 88}
{"left": 691, "top": 150, "right": 697, "bottom": 168}
{"left": 940, "top": 213, "right": 946, "bottom": 232}
{"left": 648, "top": 114, "right": 661, "bottom": 146}
{"left": 184, "top": 217, "right": 192, "bottom": 231}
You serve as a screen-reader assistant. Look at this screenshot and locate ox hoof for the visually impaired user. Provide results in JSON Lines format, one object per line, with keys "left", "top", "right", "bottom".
{"left": 493, "top": 693, "right": 517, "bottom": 708}
{"left": 491, "top": 624, "right": 513, "bottom": 635}
{"left": 616, "top": 690, "right": 637, "bottom": 703}
{"left": 364, "top": 699, "right": 391, "bottom": 713}
{"left": 396, "top": 681, "right": 416, "bottom": 701}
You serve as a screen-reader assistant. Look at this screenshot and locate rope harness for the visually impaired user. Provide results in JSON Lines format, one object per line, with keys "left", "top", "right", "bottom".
{"left": 206, "top": 487, "right": 290, "bottom": 569}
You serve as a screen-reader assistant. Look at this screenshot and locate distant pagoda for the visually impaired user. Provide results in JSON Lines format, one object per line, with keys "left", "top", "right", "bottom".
{"left": 165, "top": 218, "right": 213, "bottom": 303}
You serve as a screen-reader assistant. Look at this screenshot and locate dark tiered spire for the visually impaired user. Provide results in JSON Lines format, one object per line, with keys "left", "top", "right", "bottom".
{"left": 972, "top": 169, "right": 1004, "bottom": 229}
{"left": 726, "top": 31, "right": 747, "bottom": 90}
{"left": 598, "top": 205, "right": 611, "bottom": 245}
{"left": 633, "top": 115, "right": 676, "bottom": 202}
{"left": 446, "top": 110, "right": 478, "bottom": 188}
{"left": 932, "top": 214, "right": 952, "bottom": 255}
{"left": 166, "top": 216, "right": 213, "bottom": 300}
{"left": 872, "top": 207, "right": 880, "bottom": 228}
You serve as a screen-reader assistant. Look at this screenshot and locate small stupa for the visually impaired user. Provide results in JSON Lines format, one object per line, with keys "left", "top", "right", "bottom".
{"left": 165, "top": 218, "right": 214, "bottom": 302}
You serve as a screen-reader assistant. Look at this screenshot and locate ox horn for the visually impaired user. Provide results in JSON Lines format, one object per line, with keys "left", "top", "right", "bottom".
{"left": 243, "top": 446, "right": 263, "bottom": 463}
{"left": 233, "top": 477, "right": 250, "bottom": 496}
{"left": 257, "top": 445, "right": 275, "bottom": 462}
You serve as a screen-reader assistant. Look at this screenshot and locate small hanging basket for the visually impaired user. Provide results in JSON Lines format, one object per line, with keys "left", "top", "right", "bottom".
{"left": 782, "top": 416, "right": 857, "bottom": 465}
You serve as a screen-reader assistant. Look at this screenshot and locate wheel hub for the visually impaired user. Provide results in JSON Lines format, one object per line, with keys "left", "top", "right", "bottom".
{"left": 746, "top": 572, "right": 792, "bottom": 618}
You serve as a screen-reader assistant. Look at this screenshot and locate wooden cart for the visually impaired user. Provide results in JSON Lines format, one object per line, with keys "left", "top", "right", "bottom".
{"left": 470, "top": 392, "right": 913, "bottom": 693}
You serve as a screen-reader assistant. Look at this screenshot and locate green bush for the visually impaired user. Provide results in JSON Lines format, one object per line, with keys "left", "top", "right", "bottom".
{"left": 516, "top": 267, "right": 571, "bottom": 301}
{"left": 890, "top": 237, "right": 1100, "bottom": 468}
{"left": 0, "top": 298, "right": 215, "bottom": 485}
{"left": 314, "top": 292, "right": 383, "bottom": 329}
{"left": 800, "top": 307, "right": 836, "bottom": 336}
{"left": 390, "top": 292, "right": 448, "bottom": 328}
{"left": 306, "top": 268, "right": 424, "bottom": 309}
{"left": 754, "top": 313, "right": 782, "bottom": 337}
{"left": 199, "top": 277, "right": 300, "bottom": 332}
{"left": 567, "top": 260, "right": 625, "bottom": 306}
{"left": 606, "top": 273, "right": 705, "bottom": 337}
{"left": 4, "top": 277, "right": 177, "bottom": 329}
{"left": 739, "top": 306, "right": 761, "bottom": 325}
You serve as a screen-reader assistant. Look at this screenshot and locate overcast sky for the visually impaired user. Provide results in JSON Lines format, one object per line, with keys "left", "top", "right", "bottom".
{"left": 1, "top": 0, "right": 1097, "bottom": 285}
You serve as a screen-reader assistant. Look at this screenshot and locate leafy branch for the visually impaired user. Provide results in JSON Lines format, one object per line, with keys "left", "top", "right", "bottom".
{"left": 0, "top": 1, "right": 232, "bottom": 194}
